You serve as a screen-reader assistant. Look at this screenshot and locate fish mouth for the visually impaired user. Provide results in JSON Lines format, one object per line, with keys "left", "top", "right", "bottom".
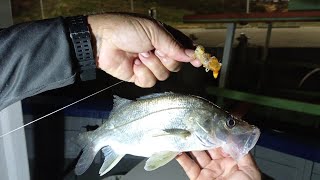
{"left": 221, "top": 127, "right": 260, "bottom": 160}
{"left": 242, "top": 128, "right": 260, "bottom": 154}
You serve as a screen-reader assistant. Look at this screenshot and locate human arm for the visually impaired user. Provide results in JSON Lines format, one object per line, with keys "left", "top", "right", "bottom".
{"left": 0, "top": 17, "right": 76, "bottom": 111}
{"left": 0, "top": 13, "right": 200, "bottom": 111}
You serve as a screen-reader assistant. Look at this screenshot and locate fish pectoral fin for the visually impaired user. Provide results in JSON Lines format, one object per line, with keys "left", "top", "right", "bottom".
{"left": 144, "top": 151, "right": 179, "bottom": 171}
{"left": 163, "top": 129, "right": 191, "bottom": 139}
{"left": 152, "top": 129, "right": 191, "bottom": 139}
{"left": 99, "top": 146, "right": 125, "bottom": 176}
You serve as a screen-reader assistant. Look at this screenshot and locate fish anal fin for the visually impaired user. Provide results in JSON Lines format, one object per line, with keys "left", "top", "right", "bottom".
{"left": 144, "top": 151, "right": 179, "bottom": 171}
{"left": 75, "top": 144, "right": 98, "bottom": 175}
{"left": 99, "top": 146, "right": 125, "bottom": 176}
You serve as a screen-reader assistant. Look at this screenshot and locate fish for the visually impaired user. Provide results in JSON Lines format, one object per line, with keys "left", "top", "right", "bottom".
{"left": 74, "top": 92, "right": 260, "bottom": 176}
{"left": 194, "top": 45, "right": 222, "bottom": 79}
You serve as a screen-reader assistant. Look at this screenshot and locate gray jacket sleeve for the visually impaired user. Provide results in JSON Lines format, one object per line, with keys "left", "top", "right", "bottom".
{"left": 0, "top": 17, "right": 78, "bottom": 111}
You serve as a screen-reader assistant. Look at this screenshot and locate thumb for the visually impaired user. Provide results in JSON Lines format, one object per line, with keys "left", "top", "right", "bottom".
{"left": 238, "top": 154, "right": 262, "bottom": 180}
{"left": 151, "top": 22, "right": 195, "bottom": 62}
{"left": 238, "top": 153, "right": 258, "bottom": 168}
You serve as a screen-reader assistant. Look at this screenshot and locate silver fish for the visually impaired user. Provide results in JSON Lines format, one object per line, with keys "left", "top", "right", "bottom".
{"left": 74, "top": 92, "right": 260, "bottom": 176}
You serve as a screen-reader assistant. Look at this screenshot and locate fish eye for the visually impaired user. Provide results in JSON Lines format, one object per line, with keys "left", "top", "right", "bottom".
{"left": 226, "top": 118, "right": 236, "bottom": 128}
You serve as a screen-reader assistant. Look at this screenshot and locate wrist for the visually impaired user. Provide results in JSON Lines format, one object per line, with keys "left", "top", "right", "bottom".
{"left": 87, "top": 14, "right": 121, "bottom": 70}
{"left": 65, "top": 15, "right": 96, "bottom": 81}
{"left": 87, "top": 15, "right": 112, "bottom": 61}
{"left": 87, "top": 15, "right": 109, "bottom": 69}
{"left": 87, "top": 15, "right": 100, "bottom": 66}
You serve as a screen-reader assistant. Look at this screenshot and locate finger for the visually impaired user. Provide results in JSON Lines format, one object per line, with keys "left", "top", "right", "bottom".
{"left": 190, "top": 151, "right": 212, "bottom": 168}
{"left": 151, "top": 24, "right": 195, "bottom": 62}
{"left": 238, "top": 153, "right": 257, "bottom": 168}
{"left": 191, "top": 59, "right": 202, "bottom": 67}
{"left": 161, "top": 22, "right": 194, "bottom": 50}
{"left": 207, "top": 148, "right": 224, "bottom": 160}
{"left": 238, "top": 154, "right": 262, "bottom": 180}
{"left": 155, "top": 50, "right": 181, "bottom": 72}
{"left": 176, "top": 153, "right": 201, "bottom": 180}
{"left": 139, "top": 51, "right": 170, "bottom": 81}
{"left": 220, "top": 157, "right": 238, "bottom": 177}
{"left": 194, "top": 159, "right": 224, "bottom": 179}
{"left": 133, "top": 59, "right": 157, "bottom": 88}
{"left": 197, "top": 168, "right": 221, "bottom": 179}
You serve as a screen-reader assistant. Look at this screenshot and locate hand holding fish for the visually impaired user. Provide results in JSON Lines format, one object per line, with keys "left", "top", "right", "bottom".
{"left": 177, "top": 148, "right": 261, "bottom": 180}
{"left": 88, "top": 14, "right": 201, "bottom": 88}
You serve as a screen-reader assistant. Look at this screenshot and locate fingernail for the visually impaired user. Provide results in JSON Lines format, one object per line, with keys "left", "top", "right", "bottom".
{"left": 140, "top": 52, "right": 150, "bottom": 58}
{"left": 191, "top": 59, "right": 202, "bottom": 67}
{"left": 155, "top": 50, "right": 165, "bottom": 57}
{"left": 134, "top": 59, "right": 141, "bottom": 65}
{"left": 185, "top": 49, "right": 195, "bottom": 58}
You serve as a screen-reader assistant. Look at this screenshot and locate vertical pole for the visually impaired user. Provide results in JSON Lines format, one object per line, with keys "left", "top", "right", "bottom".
{"left": 0, "top": 102, "right": 31, "bottom": 180}
{"left": 217, "top": 23, "right": 236, "bottom": 105}
{"left": 40, "top": 0, "right": 45, "bottom": 19}
{"left": 263, "top": 23, "right": 272, "bottom": 62}
{"left": 219, "top": 23, "right": 237, "bottom": 88}
{"left": 222, "top": 0, "right": 225, "bottom": 11}
{"left": 0, "top": 1, "right": 30, "bottom": 180}
{"left": 257, "top": 23, "right": 272, "bottom": 90}
{"left": 246, "top": 0, "right": 250, "bottom": 13}
{"left": 0, "top": 0, "right": 13, "bottom": 27}
{"left": 131, "top": 0, "right": 134, "bottom": 12}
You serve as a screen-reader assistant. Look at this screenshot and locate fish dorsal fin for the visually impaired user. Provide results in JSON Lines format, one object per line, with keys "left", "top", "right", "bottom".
{"left": 113, "top": 95, "right": 132, "bottom": 110}
{"left": 144, "top": 151, "right": 179, "bottom": 171}
{"left": 137, "top": 92, "right": 175, "bottom": 100}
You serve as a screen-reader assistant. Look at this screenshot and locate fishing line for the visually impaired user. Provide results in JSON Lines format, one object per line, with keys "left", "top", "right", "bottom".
{"left": 0, "top": 80, "right": 124, "bottom": 138}
{"left": 299, "top": 68, "right": 320, "bottom": 87}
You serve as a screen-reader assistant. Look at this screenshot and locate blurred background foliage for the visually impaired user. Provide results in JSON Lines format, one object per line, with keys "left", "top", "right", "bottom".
{"left": 11, "top": 0, "right": 289, "bottom": 25}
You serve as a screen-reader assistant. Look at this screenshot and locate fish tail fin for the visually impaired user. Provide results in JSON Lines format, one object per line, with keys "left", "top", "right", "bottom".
{"left": 74, "top": 131, "right": 99, "bottom": 175}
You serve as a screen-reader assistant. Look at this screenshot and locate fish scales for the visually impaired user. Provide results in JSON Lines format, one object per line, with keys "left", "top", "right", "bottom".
{"left": 98, "top": 94, "right": 218, "bottom": 153}
{"left": 74, "top": 92, "right": 260, "bottom": 176}
{"left": 104, "top": 94, "right": 215, "bottom": 128}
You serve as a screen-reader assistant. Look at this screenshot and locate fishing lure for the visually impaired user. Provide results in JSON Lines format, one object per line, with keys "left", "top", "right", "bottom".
{"left": 194, "top": 45, "right": 222, "bottom": 79}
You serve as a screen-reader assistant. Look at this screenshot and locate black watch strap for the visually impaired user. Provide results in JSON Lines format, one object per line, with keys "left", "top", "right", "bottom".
{"left": 66, "top": 15, "right": 96, "bottom": 81}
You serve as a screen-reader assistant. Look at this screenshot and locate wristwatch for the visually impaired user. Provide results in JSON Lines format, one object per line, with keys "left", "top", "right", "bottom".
{"left": 65, "top": 15, "right": 96, "bottom": 81}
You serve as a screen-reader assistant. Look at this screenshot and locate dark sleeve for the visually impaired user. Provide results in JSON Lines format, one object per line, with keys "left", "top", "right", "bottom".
{"left": 0, "top": 17, "right": 78, "bottom": 111}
